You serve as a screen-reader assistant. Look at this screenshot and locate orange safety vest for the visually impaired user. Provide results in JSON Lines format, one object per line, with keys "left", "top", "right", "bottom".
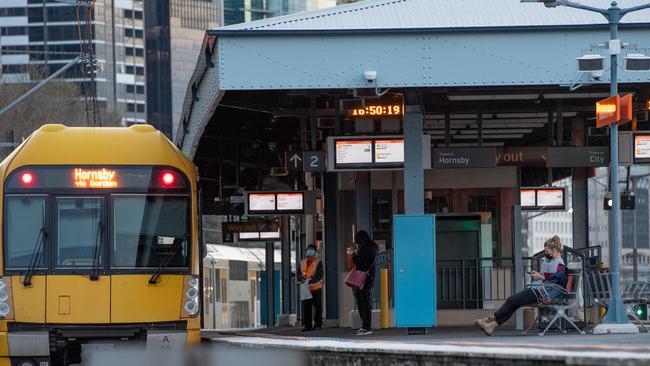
{"left": 301, "top": 258, "right": 323, "bottom": 292}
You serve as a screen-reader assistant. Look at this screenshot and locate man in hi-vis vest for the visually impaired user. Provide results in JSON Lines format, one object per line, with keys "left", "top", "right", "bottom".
{"left": 299, "top": 244, "right": 324, "bottom": 331}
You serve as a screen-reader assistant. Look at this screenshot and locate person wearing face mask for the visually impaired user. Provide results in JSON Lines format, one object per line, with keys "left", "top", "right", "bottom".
{"left": 299, "top": 244, "right": 324, "bottom": 332}
{"left": 474, "top": 236, "right": 567, "bottom": 336}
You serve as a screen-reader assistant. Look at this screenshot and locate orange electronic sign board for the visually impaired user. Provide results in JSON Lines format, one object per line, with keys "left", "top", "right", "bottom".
{"left": 596, "top": 95, "right": 621, "bottom": 128}
{"left": 620, "top": 93, "right": 634, "bottom": 125}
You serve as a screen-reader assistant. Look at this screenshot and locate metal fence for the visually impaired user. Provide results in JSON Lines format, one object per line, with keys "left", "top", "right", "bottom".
{"left": 437, "top": 257, "right": 514, "bottom": 310}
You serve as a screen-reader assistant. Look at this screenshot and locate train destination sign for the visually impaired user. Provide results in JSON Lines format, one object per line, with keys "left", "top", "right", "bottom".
{"left": 546, "top": 147, "right": 609, "bottom": 167}
{"left": 328, "top": 136, "right": 429, "bottom": 171}
{"left": 433, "top": 148, "right": 496, "bottom": 168}
{"left": 520, "top": 187, "right": 566, "bottom": 211}
{"left": 634, "top": 134, "right": 650, "bottom": 163}
{"left": 246, "top": 191, "right": 305, "bottom": 215}
{"left": 73, "top": 168, "right": 118, "bottom": 188}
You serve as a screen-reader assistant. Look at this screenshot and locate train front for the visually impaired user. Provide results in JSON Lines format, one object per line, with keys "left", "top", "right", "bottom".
{"left": 0, "top": 126, "right": 201, "bottom": 366}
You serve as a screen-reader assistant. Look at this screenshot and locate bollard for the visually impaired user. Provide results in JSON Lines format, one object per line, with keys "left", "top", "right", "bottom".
{"left": 381, "top": 268, "right": 389, "bottom": 329}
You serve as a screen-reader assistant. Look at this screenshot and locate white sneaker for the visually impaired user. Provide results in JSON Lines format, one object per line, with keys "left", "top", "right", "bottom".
{"left": 355, "top": 328, "right": 372, "bottom": 336}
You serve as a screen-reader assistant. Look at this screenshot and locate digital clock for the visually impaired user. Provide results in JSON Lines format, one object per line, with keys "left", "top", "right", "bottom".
{"left": 349, "top": 105, "right": 403, "bottom": 117}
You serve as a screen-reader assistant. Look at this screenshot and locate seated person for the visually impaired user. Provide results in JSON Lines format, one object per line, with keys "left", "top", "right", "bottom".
{"left": 474, "top": 236, "right": 567, "bottom": 336}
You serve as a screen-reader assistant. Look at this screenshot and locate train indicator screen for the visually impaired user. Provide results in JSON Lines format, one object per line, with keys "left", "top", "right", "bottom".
{"left": 248, "top": 194, "right": 276, "bottom": 212}
{"left": 335, "top": 140, "right": 373, "bottom": 165}
{"left": 520, "top": 189, "right": 536, "bottom": 207}
{"left": 634, "top": 134, "right": 650, "bottom": 162}
{"left": 276, "top": 193, "right": 303, "bottom": 211}
{"left": 375, "top": 139, "right": 404, "bottom": 163}
{"left": 537, "top": 189, "right": 564, "bottom": 208}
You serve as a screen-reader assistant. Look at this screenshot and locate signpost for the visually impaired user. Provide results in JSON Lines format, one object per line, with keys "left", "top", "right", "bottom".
{"left": 303, "top": 151, "right": 326, "bottom": 172}
{"left": 547, "top": 147, "right": 609, "bottom": 167}
{"left": 327, "top": 135, "right": 430, "bottom": 171}
{"left": 285, "top": 152, "right": 303, "bottom": 172}
{"left": 433, "top": 148, "right": 496, "bottom": 168}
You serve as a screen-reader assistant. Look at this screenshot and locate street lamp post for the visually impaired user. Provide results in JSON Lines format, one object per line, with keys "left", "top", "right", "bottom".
{"left": 522, "top": 0, "right": 650, "bottom": 334}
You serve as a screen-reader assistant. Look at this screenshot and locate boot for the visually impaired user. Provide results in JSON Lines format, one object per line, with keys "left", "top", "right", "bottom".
{"left": 474, "top": 314, "right": 498, "bottom": 336}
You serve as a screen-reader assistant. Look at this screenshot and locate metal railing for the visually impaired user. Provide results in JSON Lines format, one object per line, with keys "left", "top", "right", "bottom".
{"left": 437, "top": 257, "right": 514, "bottom": 310}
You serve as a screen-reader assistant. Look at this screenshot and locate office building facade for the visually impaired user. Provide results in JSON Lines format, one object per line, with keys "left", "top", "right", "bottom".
{"left": 221, "top": 0, "right": 336, "bottom": 26}
{"left": 0, "top": 0, "right": 219, "bottom": 133}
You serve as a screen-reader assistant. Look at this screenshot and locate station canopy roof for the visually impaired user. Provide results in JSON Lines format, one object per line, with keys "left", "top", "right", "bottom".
{"left": 215, "top": 0, "right": 650, "bottom": 32}
{"left": 176, "top": 0, "right": 650, "bottom": 211}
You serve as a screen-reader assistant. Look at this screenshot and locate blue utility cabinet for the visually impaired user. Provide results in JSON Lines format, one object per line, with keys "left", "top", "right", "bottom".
{"left": 393, "top": 215, "right": 436, "bottom": 328}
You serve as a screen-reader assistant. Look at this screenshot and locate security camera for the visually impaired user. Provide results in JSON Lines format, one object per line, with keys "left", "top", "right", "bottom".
{"left": 364, "top": 71, "right": 377, "bottom": 83}
{"left": 590, "top": 69, "right": 604, "bottom": 80}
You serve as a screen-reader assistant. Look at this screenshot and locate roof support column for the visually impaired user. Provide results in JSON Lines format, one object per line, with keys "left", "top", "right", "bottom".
{"left": 572, "top": 116, "right": 589, "bottom": 249}
{"left": 403, "top": 92, "right": 424, "bottom": 215}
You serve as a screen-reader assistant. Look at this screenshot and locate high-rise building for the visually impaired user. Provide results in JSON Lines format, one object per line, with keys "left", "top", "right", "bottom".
{"left": 144, "top": 0, "right": 220, "bottom": 138}
{"left": 0, "top": 0, "right": 220, "bottom": 135}
{"left": 220, "top": 0, "right": 336, "bottom": 26}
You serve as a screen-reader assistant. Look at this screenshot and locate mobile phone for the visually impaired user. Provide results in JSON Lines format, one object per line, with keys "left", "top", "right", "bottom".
{"left": 526, "top": 270, "right": 533, "bottom": 275}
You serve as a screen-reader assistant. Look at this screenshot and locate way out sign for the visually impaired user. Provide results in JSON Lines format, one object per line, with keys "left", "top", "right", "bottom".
{"left": 596, "top": 94, "right": 633, "bottom": 128}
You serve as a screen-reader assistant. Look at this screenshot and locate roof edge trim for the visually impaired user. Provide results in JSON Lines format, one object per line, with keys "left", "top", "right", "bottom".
{"left": 208, "top": 23, "right": 650, "bottom": 36}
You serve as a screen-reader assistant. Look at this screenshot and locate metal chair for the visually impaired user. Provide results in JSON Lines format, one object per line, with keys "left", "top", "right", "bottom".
{"left": 586, "top": 270, "right": 648, "bottom": 332}
{"left": 524, "top": 268, "right": 586, "bottom": 336}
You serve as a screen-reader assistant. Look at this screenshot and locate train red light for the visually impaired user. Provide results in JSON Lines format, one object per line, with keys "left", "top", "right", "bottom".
{"left": 161, "top": 172, "right": 175, "bottom": 186}
{"left": 21, "top": 172, "right": 34, "bottom": 186}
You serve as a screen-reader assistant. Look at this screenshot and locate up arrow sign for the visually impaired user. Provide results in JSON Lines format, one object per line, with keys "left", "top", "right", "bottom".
{"left": 285, "top": 152, "right": 303, "bottom": 172}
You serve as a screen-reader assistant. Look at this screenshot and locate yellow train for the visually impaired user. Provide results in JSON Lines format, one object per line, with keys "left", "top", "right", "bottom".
{"left": 0, "top": 124, "right": 202, "bottom": 366}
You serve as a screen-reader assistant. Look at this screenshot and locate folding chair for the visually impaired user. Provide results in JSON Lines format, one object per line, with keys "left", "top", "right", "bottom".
{"left": 524, "top": 268, "right": 586, "bottom": 336}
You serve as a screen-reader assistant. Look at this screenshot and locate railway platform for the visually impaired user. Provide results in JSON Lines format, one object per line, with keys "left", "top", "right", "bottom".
{"left": 202, "top": 326, "right": 650, "bottom": 366}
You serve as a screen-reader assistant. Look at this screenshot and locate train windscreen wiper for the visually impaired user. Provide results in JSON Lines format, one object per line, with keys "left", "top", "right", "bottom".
{"left": 23, "top": 227, "right": 47, "bottom": 287}
{"left": 148, "top": 237, "right": 185, "bottom": 285}
{"left": 90, "top": 221, "right": 103, "bottom": 281}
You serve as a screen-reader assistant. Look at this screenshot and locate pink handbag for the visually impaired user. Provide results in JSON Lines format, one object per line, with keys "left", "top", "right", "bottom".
{"left": 344, "top": 259, "right": 376, "bottom": 290}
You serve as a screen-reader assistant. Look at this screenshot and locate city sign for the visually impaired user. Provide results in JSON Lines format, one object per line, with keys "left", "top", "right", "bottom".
{"left": 433, "top": 148, "right": 496, "bottom": 168}
{"left": 246, "top": 191, "right": 305, "bottom": 215}
{"left": 520, "top": 187, "right": 566, "bottom": 211}
{"left": 547, "top": 147, "right": 609, "bottom": 167}
{"left": 596, "top": 95, "right": 621, "bottom": 128}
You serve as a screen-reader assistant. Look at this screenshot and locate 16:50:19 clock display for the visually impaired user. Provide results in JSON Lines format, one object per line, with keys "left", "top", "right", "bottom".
{"left": 350, "top": 105, "right": 402, "bottom": 117}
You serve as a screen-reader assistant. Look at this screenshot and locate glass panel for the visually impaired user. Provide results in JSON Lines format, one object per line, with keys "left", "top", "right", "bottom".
{"left": 5, "top": 195, "right": 47, "bottom": 269}
{"left": 56, "top": 197, "right": 104, "bottom": 268}
{"left": 112, "top": 195, "right": 189, "bottom": 268}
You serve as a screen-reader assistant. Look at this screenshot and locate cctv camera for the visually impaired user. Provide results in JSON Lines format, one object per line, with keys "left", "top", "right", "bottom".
{"left": 590, "top": 70, "right": 604, "bottom": 80}
{"left": 364, "top": 71, "right": 377, "bottom": 83}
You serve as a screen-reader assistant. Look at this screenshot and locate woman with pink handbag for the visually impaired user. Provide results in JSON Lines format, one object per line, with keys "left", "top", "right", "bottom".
{"left": 346, "top": 230, "right": 378, "bottom": 336}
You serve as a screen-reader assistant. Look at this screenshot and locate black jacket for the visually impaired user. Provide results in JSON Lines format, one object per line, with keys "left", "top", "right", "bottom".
{"left": 352, "top": 243, "right": 378, "bottom": 290}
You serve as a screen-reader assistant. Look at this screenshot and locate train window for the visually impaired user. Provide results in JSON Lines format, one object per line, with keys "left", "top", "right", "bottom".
{"left": 111, "top": 195, "right": 189, "bottom": 268}
{"left": 4, "top": 195, "right": 47, "bottom": 269}
{"left": 55, "top": 197, "right": 104, "bottom": 268}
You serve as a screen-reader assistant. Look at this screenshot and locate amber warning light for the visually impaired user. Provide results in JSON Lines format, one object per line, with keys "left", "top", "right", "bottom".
{"left": 74, "top": 168, "right": 118, "bottom": 188}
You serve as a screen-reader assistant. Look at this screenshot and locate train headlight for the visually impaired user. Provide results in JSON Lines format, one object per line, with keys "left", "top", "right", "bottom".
{"left": 0, "top": 302, "right": 11, "bottom": 317}
{"left": 0, "top": 279, "right": 6, "bottom": 290}
{"left": 184, "top": 300, "right": 198, "bottom": 316}
{"left": 186, "top": 287, "right": 199, "bottom": 299}
{"left": 188, "top": 277, "right": 199, "bottom": 288}
{"left": 0, "top": 289, "right": 9, "bottom": 302}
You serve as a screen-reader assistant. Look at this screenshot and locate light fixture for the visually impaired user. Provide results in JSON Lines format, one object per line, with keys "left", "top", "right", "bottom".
{"left": 520, "top": 0, "right": 560, "bottom": 7}
{"left": 625, "top": 54, "right": 650, "bottom": 72}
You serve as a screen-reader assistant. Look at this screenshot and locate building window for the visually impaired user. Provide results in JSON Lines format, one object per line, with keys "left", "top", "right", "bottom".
{"left": 0, "top": 8, "right": 27, "bottom": 17}
{"left": 124, "top": 28, "right": 133, "bottom": 37}
{"left": 229, "top": 260, "right": 248, "bottom": 281}
{"left": 126, "top": 103, "right": 135, "bottom": 112}
{"left": 126, "top": 85, "right": 135, "bottom": 93}
{"left": 125, "top": 65, "right": 135, "bottom": 74}
{"left": 136, "top": 104, "right": 145, "bottom": 113}
{"left": 134, "top": 10, "right": 143, "bottom": 20}
{"left": 124, "top": 9, "right": 133, "bottom": 18}
{"left": 136, "top": 85, "right": 145, "bottom": 94}
{"left": 1, "top": 27, "right": 27, "bottom": 36}
{"left": 135, "top": 66, "right": 144, "bottom": 76}
{"left": 135, "top": 29, "right": 143, "bottom": 38}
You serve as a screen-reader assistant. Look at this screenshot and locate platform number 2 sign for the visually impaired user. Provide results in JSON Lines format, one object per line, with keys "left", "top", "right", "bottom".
{"left": 303, "top": 151, "right": 326, "bottom": 172}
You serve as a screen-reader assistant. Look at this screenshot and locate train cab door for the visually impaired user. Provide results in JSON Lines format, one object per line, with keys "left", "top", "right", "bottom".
{"left": 46, "top": 196, "right": 111, "bottom": 324}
